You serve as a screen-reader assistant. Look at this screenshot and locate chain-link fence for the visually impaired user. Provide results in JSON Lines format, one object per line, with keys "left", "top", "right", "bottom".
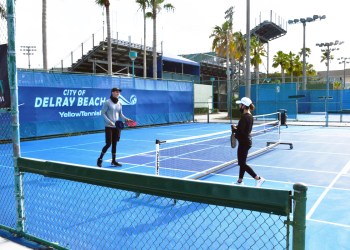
{"left": 16, "top": 157, "right": 308, "bottom": 250}
{"left": 195, "top": 79, "right": 350, "bottom": 126}
{"left": 0, "top": 111, "right": 17, "bottom": 231}
{"left": 22, "top": 173, "right": 287, "bottom": 250}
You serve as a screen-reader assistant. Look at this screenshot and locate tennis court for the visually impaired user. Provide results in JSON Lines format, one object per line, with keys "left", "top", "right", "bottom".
{"left": 18, "top": 121, "right": 350, "bottom": 249}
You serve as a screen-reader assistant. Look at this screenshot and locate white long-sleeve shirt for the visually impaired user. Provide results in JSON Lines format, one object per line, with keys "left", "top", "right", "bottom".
{"left": 101, "top": 99, "right": 128, "bottom": 127}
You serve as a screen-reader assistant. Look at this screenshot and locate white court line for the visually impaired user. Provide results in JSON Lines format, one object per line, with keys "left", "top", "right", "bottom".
{"left": 306, "top": 160, "right": 350, "bottom": 220}
{"left": 308, "top": 218, "right": 350, "bottom": 229}
{"left": 251, "top": 164, "right": 339, "bottom": 174}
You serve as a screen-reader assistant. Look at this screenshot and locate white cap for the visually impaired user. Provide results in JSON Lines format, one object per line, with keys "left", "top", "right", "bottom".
{"left": 236, "top": 97, "right": 252, "bottom": 106}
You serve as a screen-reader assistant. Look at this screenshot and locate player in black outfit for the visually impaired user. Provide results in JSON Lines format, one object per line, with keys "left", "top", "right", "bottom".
{"left": 232, "top": 97, "right": 265, "bottom": 187}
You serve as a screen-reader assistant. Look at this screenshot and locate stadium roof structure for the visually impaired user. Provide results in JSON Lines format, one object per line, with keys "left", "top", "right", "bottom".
{"left": 250, "top": 20, "right": 287, "bottom": 43}
{"left": 68, "top": 38, "right": 155, "bottom": 75}
{"left": 67, "top": 38, "right": 199, "bottom": 77}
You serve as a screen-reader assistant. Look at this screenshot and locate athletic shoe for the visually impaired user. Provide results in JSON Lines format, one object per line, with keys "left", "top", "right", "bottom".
{"left": 233, "top": 181, "right": 244, "bottom": 186}
{"left": 111, "top": 161, "right": 122, "bottom": 167}
{"left": 97, "top": 158, "right": 103, "bottom": 168}
{"left": 256, "top": 177, "right": 265, "bottom": 187}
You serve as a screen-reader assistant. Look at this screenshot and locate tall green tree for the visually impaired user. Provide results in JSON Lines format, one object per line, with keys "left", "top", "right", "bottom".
{"left": 250, "top": 36, "right": 266, "bottom": 84}
{"left": 272, "top": 51, "right": 288, "bottom": 83}
{"left": 95, "top": 0, "right": 113, "bottom": 75}
{"left": 149, "top": 0, "right": 174, "bottom": 79}
{"left": 136, "top": 0, "right": 152, "bottom": 78}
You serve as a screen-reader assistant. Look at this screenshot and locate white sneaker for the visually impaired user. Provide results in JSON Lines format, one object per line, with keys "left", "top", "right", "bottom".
{"left": 233, "top": 181, "right": 244, "bottom": 186}
{"left": 256, "top": 177, "right": 265, "bottom": 187}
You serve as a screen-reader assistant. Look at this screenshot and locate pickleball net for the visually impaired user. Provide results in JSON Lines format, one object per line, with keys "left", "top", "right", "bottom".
{"left": 155, "top": 112, "right": 292, "bottom": 179}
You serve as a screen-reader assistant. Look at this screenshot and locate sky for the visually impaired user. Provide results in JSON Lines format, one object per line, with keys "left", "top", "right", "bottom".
{"left": 14, "top": 0, "right": 350, "bottom": 73}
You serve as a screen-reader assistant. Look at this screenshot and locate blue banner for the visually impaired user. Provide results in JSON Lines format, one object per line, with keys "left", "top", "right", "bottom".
{"left": 18, "top": 72, "right": 193, "bottom": 138}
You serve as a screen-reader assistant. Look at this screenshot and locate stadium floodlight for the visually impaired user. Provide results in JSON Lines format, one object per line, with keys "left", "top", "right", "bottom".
{"left": 316, "top": 40, "right": 344, "bottom": 126}
{"left": 288, "top": 15, "right": 326, "bottom": 90}
{"left": 20, "top": 45, "right": 36, "bottom": 69}
{"left": 337, "top": 57, "right": 350, "bottom": 120}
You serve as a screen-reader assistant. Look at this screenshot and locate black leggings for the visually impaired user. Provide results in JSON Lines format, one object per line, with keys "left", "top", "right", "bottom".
{"left": 237, "top": 143, "right": 257, "bottom": 179}
{"left": 101, "top": 127, "right": 121, "bottom": 154}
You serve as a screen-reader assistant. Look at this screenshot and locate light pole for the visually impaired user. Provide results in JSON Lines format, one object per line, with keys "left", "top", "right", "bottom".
{"left": 337, "top": 57, "right": 350, "bottom": 90}
{"left": 225, "top": 6, "right": 234, "bottom": 119}
{"left": 129, "top": 51, "right": 137, "bottom": 77}
{"left": 245, "top": 0, "right": 251, "bottom": 98}
{"left": 20, "top": 45, "right": 36, "bottom": 69}
{"left": 316, "top": 40, "right": 344, "bottom": 127}
{"left": 288, "top": 15, "right": 326, "bottom": 90}
{"left": 337, "top": 57, "right": 350, "bottom": 121}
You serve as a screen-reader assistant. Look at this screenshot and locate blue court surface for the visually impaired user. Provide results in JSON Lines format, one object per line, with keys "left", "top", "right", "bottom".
{"left": 20, "top": 123, "right": 350, "bottom": 249}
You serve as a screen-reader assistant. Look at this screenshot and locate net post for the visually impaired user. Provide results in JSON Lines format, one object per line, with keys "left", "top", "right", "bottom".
{"left": 207, "top": 105, "right": 210, "bottom": 123}
{"left": 292, "top": 183, "right": 308, "bottom": 250}
{"left": 155, "top": 139, "right": 165, "bottom": 176}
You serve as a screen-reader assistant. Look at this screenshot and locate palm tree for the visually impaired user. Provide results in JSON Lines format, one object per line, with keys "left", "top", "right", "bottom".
{"left": 250, "top": 36, "right": 266, "bottom": 84}
{"left": 285, "top": 52, "right": 298, "bottom": 82}
{"left": 306, "top": 63, "right": 316, "bottom": 76}
{"left": 272, "top": 51, "right": 289, "bottom": 83}
{"left": 293, "top": 56, "right": 303, "bottom": 77}
{"left": 210, "top": 21, "right": 231, "bottom": 58}
{"left": 232, "top": 31, "right": 246, "bottom": 86}
{"left": 149, "top": 0, "right": 175, "bottom": 79}
{"left": 136, "top": 0, "right": 151, "bottom": 78}
{"left": 210, "top": 21, "right": 232, "bottom": 110}
{"left": 321, "top": 51, "right": 334, "bottom": 66}
{"left": 95, "top": 0, "right": 112, "bottom": 75}
{"left": 42, "top": 0, "right": 48, "bottom": 70}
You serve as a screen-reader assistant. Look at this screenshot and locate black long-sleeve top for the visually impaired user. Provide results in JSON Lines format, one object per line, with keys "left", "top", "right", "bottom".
{"left": 235, "top": 113, "right": 253, "bottom": 146}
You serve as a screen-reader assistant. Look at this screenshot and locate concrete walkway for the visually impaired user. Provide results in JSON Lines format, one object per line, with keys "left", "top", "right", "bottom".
{"left": 0, "top": 236, "right": 32, "bottom": 249}
{"left": 0, "top": 230, "right": 47, "bottom": 250}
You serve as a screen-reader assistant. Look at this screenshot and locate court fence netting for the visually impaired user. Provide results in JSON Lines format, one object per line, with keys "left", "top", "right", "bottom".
{"left": 11, "top": 157, "right": 306, "bottom": 250}
{"left": 1, "top": 1, "right": 307, "bottom": 249}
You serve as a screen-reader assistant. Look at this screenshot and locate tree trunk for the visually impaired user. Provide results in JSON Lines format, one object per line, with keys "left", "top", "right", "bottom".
{"left": 106, "top": 5, "right": 112, "bottom": 75}
{"left": 42, "top": 0, "right": 48, "bottom": 70}
{"left": 255, "top": 64, "right": 259, "bottom": 84}
{"left": 143, "top": 10, "right": 147, "bottom": 78}
{"left": 152, "top": 7, "right": 157, "bottom": 79}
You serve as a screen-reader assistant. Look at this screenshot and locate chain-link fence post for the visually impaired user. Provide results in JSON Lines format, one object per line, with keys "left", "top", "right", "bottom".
{"left": 7, "top": 0, "right": 25, "bottom": 234}
{"left": 292, "top": 183, "right": 308, "bottom": 250}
